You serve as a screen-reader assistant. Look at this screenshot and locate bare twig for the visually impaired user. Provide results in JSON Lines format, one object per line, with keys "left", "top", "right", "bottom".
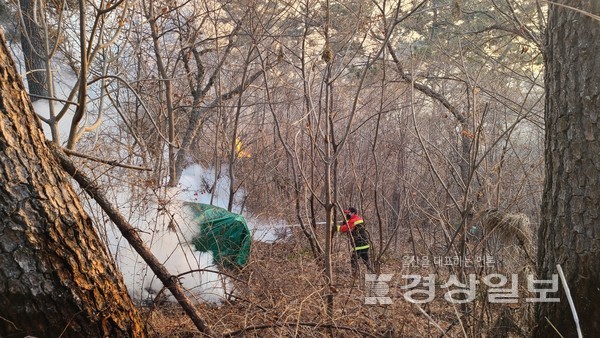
{"left": 556, "top": 264, "right": 583, "bottom": 338}
{"left": 544, "top": 1, "right": 600, "bottom": 21}
{"left": 63, "top": 148, "right": 152, "bottom": 171}
{"left": 545, "top": 317, "right": 566, "bottom": 338}
{"left": 0, "top": 315, "right": 18, "bottom": 331}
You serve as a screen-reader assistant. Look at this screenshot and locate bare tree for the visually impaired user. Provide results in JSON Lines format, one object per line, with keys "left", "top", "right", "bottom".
{"left": 535, "top": 1, "right": 600, "bottom": 336}
{"left": 0, "top": 30, "right": 146, "bottom": 338}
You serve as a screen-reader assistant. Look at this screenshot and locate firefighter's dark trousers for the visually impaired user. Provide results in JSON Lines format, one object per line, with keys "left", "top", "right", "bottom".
{"left": 351, "top": 248, "right": 372, "bottom": 273}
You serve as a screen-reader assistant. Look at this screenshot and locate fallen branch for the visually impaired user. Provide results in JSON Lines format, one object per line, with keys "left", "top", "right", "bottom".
{"left": 53, "top": 144, "right": 212, "bottom": 337}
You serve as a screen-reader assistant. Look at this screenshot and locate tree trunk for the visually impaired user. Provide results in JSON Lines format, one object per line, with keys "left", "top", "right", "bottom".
{"left": 536, "top": 1, "right": 600, "bottom": 337}
{"left": 19, "top": 0, "right": 49, "bottom": 100}
{"left": 0, "top": 30, "right": 146, "bottom": 337}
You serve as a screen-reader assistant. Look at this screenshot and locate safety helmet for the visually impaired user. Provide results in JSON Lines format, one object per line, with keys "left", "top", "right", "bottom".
{"left": 343, "top": 207, "right": 357, "bottom": 214}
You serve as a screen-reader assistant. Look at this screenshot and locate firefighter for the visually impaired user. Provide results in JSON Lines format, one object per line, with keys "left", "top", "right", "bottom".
{"left": 334, "top": 207, "right": 373, "bottom": 274}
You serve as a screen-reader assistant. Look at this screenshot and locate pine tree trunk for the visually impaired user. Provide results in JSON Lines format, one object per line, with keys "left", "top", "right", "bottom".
{"left": 0, "top": 30, "right": 146, "bottom": 337}
{"left": 536, "top": 1, "right": 600, "bottom": 337}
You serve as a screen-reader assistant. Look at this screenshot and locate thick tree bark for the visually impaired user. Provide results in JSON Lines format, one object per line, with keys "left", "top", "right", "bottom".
{"left": 536, "top": 1, "right": 600, "bottom": 337}
{"left": 0, "top": 31, "right": 146, "bottom": 337}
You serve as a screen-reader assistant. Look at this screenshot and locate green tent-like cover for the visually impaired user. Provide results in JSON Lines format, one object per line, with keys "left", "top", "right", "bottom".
{"left": 186, "top": 202, "right": 251, "bottom": 268}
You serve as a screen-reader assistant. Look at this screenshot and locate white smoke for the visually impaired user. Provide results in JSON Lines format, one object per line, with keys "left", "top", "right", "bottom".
{"left": 99, "top": 165, "right": 240, "bottom": 305}
{"left": 23, "top": 57, "right": 266, "bottom": 304}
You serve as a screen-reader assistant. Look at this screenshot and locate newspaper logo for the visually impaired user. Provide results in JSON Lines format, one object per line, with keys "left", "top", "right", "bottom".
{"left": 365, "top": 274, "right": 394, "bottom": 305}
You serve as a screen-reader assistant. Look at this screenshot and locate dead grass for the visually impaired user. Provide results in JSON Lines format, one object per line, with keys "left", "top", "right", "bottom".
{"left": 144, "top": 231, "right": 533, "bottom": 337}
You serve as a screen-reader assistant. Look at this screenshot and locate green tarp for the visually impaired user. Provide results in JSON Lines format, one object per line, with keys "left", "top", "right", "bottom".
{"left": 186, "top": 202, "right": 251, "bottom": 268}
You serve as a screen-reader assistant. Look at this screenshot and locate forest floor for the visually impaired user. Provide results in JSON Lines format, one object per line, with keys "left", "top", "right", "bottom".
{"left": 143, "top": 231, "right": 533, "bottom": 337}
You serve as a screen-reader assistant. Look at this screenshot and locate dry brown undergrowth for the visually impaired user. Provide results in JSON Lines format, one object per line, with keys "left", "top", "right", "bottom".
{"left": 145, "top": 231, "right": 532, "bottom": 337}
